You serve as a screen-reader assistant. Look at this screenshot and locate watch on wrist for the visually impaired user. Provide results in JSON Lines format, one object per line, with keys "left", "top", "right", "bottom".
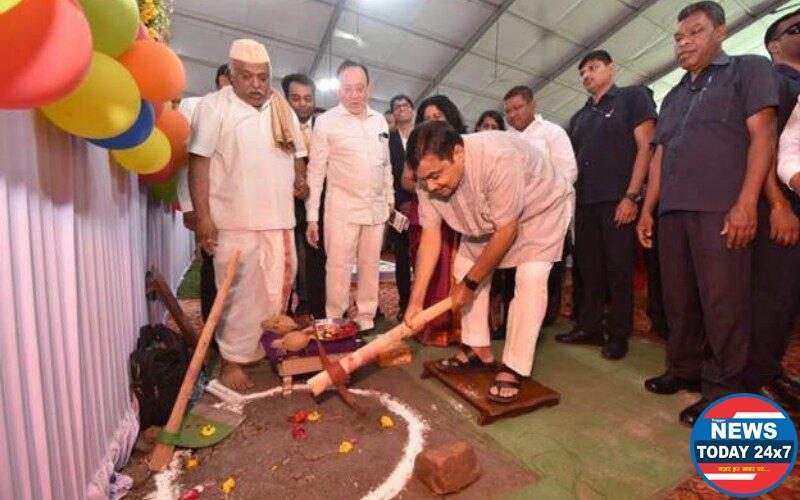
{"left": 624, "top": 192, "right": 643, "bottom": 203}
{"left": 463, "top": 276, "right": 480, "bottom": 291}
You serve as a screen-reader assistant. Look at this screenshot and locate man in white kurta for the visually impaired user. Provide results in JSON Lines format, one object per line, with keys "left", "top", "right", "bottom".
{"left": 405, "top": 122, "right": 573, "bottom": 402}
{"left": 504, "top": 87, "right": 578, "bottom": 184}
{"left": 306, "top": 61, "right": 393, "bottom": 331}
{"left": 189, "top": 40, "right": 306, "bottom": 390}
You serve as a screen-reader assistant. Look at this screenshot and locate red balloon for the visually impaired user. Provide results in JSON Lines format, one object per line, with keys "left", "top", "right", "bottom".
{"left": 139, "top": 162, "right": 180, "bottom": 185}
{"left": 0, "top": 0, "right": 92, "bottom": 109}
{"left": 118, "top": 39, "right": 186, "bottom": 102}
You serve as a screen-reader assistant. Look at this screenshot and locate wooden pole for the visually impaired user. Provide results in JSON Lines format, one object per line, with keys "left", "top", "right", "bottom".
{"left": 148, "top": 251, "right": 241, "bottom": 471}
{"left": 307, "top": 297, "right": 453, "bottom": 396}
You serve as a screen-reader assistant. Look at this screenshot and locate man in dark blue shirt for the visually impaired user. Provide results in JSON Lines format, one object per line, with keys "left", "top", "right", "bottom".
{"left": 638, "top": 1, "right": 778, "bottom": 425}
{"left": 558, "top": 50, "right": 657, "bottom": 360}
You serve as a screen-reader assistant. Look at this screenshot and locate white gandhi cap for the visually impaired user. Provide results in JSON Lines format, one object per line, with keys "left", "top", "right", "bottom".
{"left": 229, "top": 39, "right": 271, "bottom": 65}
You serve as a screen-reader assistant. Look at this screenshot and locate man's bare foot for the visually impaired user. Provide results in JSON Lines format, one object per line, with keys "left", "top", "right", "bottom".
{"left": 220, "top": 360, "right": 255, "bottom": 391}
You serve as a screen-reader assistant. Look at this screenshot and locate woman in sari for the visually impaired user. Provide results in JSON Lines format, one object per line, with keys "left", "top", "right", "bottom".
{"left": 401, "top": 95, "right": 466, "bottom": 346}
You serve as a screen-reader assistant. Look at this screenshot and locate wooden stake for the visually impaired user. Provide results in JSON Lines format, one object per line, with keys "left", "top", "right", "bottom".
{"left": 148, "top": 251, "right": 241, "bottom": 472}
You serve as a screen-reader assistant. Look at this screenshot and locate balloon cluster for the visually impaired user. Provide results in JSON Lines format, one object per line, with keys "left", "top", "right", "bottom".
{"left": 0, "top": 0, "right": 189, "bottom": 202}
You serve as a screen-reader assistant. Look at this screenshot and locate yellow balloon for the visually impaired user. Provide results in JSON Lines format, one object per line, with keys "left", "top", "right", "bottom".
{"left": 111, "top": 128, "right": 171, "bottom": 174}
{"left": 41, "top": 51, "right": 140, "bottom": 139}
{"left": 0, "top": 0, "right": 23, "bottom": 15}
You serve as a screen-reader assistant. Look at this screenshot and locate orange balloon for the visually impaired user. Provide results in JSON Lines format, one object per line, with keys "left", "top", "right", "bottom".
{"left": 151, "top": 101, "right": 165, "bottom": 120}
{"left": 0, "top": 0, "right": 92, "bottom": 109}
{"left": 156, "top": 108, "right": 190, "bottom": 158}
{"left": 117, "top": 39, "right": 185, "bottom": 102}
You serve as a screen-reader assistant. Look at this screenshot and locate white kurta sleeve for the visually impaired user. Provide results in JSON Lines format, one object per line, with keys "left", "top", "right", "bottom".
{"left": 382, "top": 127, "right": 394, "bottom": 208}
{"left": 778, "top": 98, "right": 800, "bottom": 192}
{"left": 189, "top": 96, "right": 222, "bottom": 158}
{"left": 175, "top": 166, "right": 193, "bottom": 212}
{"left": 548, "top": 123, "right": 578, "bottom": 185}
{"left": 305, "top": 116, "right": 329, "bottom": 223}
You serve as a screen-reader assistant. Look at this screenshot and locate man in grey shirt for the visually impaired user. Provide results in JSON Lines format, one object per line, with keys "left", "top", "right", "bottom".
{"left": 404, "top": 121, "right": 573, "bottom": 403}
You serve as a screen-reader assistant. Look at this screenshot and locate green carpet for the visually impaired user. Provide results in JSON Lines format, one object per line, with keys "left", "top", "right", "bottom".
{"left": 177, "top": 256, "right": 201, "bottom": 299}
{"left": 396, "top": 319, "right": 698, "bottom": 499}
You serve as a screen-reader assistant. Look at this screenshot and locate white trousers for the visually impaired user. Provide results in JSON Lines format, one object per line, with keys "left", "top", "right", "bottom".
{"left": 454, "top": 253, "right": 552, "bottom": 376}
{"left": 214, "top": 229, "right": 296, "bottom": 364}
{"left": 324, "top": 217, "right": 385, "bottom": 329}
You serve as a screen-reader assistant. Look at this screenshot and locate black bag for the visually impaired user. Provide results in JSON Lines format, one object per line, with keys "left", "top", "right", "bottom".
{"left": 130, "top": 324, "right": 192, "bottom": 429}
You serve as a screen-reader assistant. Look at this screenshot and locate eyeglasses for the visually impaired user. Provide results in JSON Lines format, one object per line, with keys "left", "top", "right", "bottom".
{"left": 775, "top": 21, "right": 800, "bottom": 41}
{"left": 392, "top": 102, "right": 412, "bottom": 111}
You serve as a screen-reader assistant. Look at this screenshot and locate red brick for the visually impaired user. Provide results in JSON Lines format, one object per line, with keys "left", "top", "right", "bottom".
{"left": 414, "top": 441, "right": 482, "bottom": 495}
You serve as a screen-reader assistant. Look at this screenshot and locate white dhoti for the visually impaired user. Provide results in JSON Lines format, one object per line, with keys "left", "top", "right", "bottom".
{"left": 454, "top": 253, "right": 552, "bottom": 376}
{"left": 323, "top": 217, "right": 385, "bottom": 329}
{"left": 214, "top": 229, "right": 296, "bottom": 364}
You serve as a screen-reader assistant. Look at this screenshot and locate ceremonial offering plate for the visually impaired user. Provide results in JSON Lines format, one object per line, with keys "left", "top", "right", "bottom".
{"left": 313, "top": 318, "right": 358, "bottom": 341}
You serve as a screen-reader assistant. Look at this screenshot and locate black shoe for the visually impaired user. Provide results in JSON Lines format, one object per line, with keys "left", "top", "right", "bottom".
{"left": 293, "top": 301, "right": 309, "bottom": 317}
{"left": 644, "top": 372, "right": 701, "bottom": 395}
{"left": 601, "top": 339, "right": 628, "bottom": 360}
{"left": 554, "top": 329, "right": 604, "bottom": 346}
{"left": 651, "top": 320, "right": 669, "bottom": 340}
{"left": 680, "top": 397, "right": 710, "bottom": 427}
{"left": 761, "top": 377, "right": 800, "bottom": 411}
{"left": 777, "top": 373, "right": 800, "bottom": 391}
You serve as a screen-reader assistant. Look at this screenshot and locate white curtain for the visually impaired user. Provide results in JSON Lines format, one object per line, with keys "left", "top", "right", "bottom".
{"left": 0, "top": 110, "right": 192, "bottom": 499}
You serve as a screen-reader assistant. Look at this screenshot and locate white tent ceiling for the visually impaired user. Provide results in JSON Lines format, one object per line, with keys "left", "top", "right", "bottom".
{"left": 171, "top": 0, "right": 794, "bottom": 128}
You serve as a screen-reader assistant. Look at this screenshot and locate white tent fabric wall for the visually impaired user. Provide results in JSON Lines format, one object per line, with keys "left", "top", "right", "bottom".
{"left": 0, "top": 111, "right": 193, "bottom": 499}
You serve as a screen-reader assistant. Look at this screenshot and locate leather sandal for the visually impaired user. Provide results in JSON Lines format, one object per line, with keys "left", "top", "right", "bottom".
{"left": 487, "top": 368, "right": 522, "bottom": 404}
{"left": 436, "top": 345, "right": 496, "bottom": 374}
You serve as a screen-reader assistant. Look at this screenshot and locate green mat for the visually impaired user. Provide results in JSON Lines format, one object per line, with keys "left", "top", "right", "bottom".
{"left": 399, "top": 322, "right": 696, "bottom": 499}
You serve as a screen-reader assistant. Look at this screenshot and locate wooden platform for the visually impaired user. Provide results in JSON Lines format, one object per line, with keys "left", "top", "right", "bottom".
{"left": 422, "top": 360, "right": 561, "bottom": 425}
{"left": 276, "top": 353, "right": 349, "bottom": 395}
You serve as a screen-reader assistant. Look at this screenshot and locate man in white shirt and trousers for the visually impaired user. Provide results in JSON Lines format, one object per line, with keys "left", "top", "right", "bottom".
{"left": 189, "top": 39, "right": 308, "bottom": 390}
{"left": 404, "top": 121, "right": 574, "bottom": 403}
{"left": 306, "top": 60, "right": 393, "bottom": 332}
{"left": 503, "top": 85, "right": 578, "bottom": 327}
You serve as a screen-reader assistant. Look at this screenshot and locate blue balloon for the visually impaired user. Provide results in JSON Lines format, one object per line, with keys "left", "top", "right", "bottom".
{"left": 88, "top": 100, "right": 154, "bottom": 149}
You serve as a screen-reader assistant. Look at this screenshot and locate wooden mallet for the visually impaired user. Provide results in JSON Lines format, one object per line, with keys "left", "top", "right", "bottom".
{"left": 307, "top": 297, "right": 453, "bottom": 398}
{"left": 148, "top": 250, "right": 241, "bottom": 472}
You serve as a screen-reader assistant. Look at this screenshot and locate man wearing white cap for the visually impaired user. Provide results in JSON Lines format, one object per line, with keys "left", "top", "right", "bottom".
{"left": 305, "top": 60, "right": 393, "bottom": 331}
{"left": 189, "top": 39, "right": 308, "bottom": 390}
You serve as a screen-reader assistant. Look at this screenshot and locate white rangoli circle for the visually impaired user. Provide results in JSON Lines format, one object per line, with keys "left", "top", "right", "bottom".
{"left": 148, "top": 384, "right": 428, "bottom": 500}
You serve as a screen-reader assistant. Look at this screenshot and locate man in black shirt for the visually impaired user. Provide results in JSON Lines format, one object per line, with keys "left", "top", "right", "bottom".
{"left": 282, "top": 73, "right": 325, "bottom": 319}
{"left": 557, "top": 50, "right": 657, "bottom": 360}
{"left": 638, "top": 1, "right": 778, "bottom": 425}
{"left": 388, "top": 94, "right": 415, "bottom": 321}
{"left": 742, "top": 11, "right": 800, "bottom": 410}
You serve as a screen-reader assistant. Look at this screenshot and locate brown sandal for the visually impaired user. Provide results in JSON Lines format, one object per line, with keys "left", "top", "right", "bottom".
{"left": 436, "top": 345, "right": 496, "bottom": 374}
{"left": 487, "top": 368, "right": 522, "bottom": 404}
